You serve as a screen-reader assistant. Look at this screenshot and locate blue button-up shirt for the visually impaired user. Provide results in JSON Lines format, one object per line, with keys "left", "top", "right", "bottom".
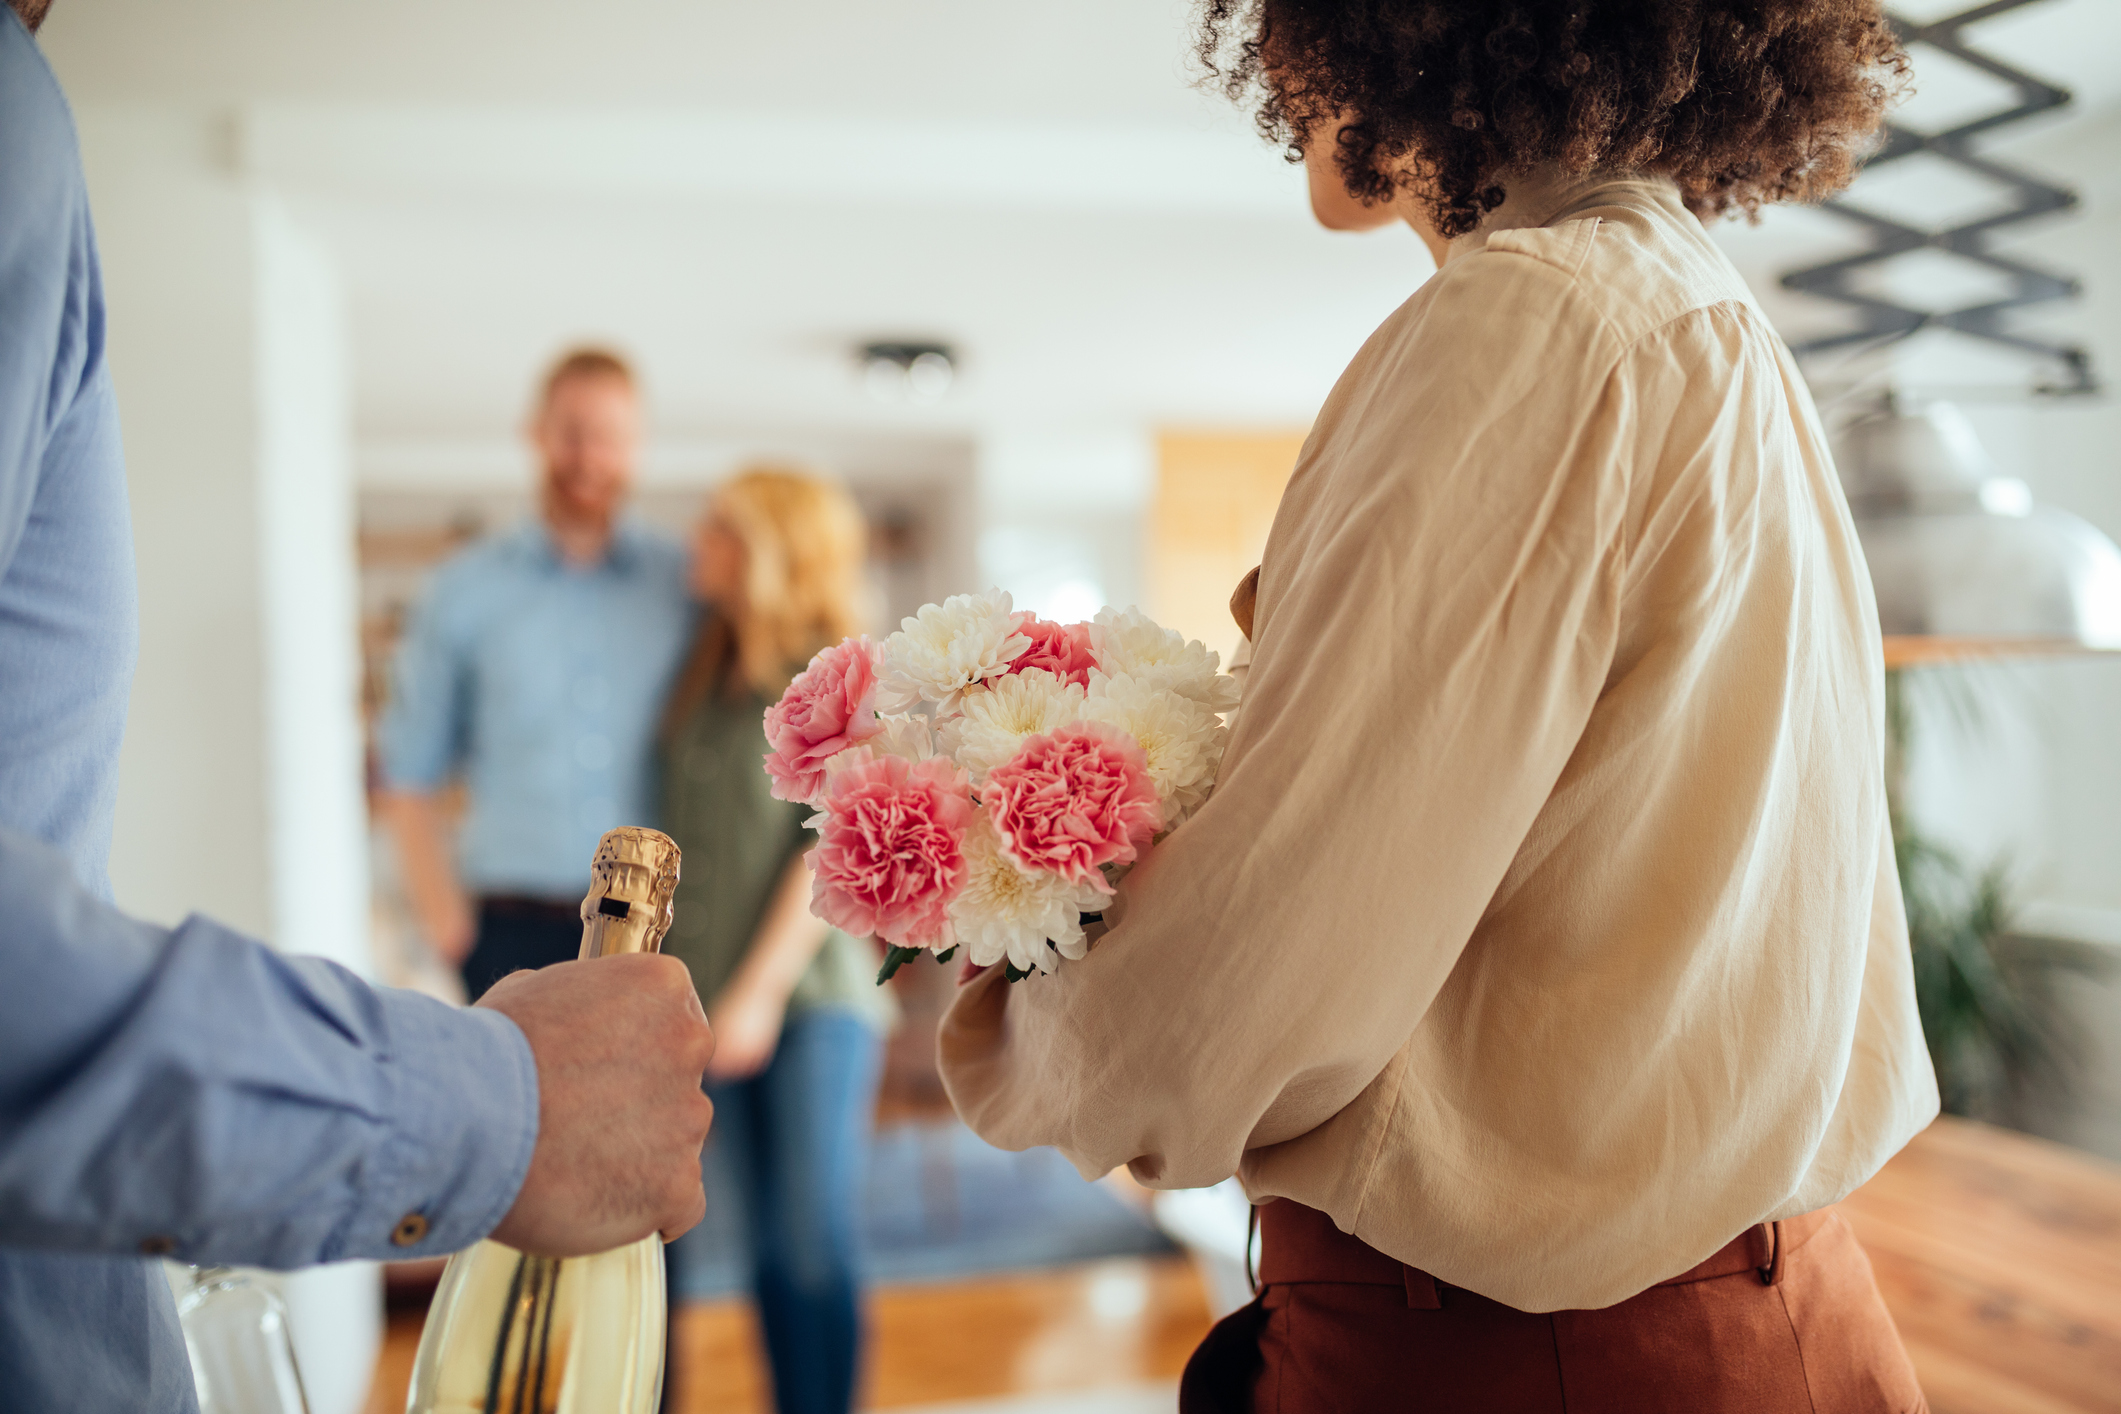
{"left": 379, "top": 520, "right": 693, "bottom": 897}
{"left": 0, "top": 16, "right": 537, "bottom": 1409}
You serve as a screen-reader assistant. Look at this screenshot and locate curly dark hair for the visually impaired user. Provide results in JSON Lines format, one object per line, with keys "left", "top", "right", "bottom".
{"left": 1199, "top": 1, "right": 1908, "bottom": 238}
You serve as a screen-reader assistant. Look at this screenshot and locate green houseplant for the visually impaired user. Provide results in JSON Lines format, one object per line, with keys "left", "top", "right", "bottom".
{"left": 1886, "top": 668, "right": 2106, "bottom": 1119}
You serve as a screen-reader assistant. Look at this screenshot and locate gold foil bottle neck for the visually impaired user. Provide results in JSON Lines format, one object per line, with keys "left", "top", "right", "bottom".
{"left": 579, "top": 827, "right": 681, "bottom": 959}
{"left": 403, "top": 826, "right": 678, "bottom": 1414}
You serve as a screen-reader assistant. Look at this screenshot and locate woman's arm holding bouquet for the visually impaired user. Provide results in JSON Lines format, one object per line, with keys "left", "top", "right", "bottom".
{"left": 938, "top": 257, "right": 1637, "bottom": 1190}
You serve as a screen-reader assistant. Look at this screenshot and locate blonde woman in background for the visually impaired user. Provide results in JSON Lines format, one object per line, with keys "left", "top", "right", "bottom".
{"left": 658, "top": 468, "right": 891, "bottom": 1414}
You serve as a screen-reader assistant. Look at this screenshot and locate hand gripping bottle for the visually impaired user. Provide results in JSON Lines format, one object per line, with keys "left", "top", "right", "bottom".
{"left": 404, "top": 827, "right": 681, "bottom": 1414}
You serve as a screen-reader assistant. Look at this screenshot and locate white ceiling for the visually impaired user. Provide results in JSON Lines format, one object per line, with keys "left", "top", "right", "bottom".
{"left": 40, "top": 0, "right": 2121, "bottom": 474}
{"left": 41, "top": 0, "right": 1217, "bottom": 119}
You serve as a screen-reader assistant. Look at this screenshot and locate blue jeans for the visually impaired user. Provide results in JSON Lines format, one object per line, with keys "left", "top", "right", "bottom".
{"left": 667, "top": 1006, "right": 882, "bottom": 1414}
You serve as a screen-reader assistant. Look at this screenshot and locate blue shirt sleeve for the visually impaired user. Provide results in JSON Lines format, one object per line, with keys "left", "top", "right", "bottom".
{"left": 0, "top": 12, "right": 93, "bottom": 584}
{"left": 378, "top": 566, "right": 470, "bottom": 791}
{"left": 0, "top": 825, "right": 538, "bottom": 1266}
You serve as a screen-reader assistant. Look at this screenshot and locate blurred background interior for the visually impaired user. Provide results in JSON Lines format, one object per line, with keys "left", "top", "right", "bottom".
{"left": 37, "top": 1, "right": 2121, "bottom": 1411}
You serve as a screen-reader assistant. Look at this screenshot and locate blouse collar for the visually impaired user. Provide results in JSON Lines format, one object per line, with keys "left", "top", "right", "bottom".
{"left": 1442, "top": 166, "right": 1687, "bottom": 265}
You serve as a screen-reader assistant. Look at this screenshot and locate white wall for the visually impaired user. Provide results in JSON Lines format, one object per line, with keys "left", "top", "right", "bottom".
{"left": 80, "top": 107, "right": 380, "bottom": 1414}
{"left": 977, "top": 427, "right": 1153, "bottom": 621}
{"left": 1884, "top": 105, "right": 2121, "bottom": 1161}
{"left": 255, "top": 198, "right": 373, "bottom": 979}
{"left": 1967, "top": 107, "right": 2121, "bottom": 921}
{"left": 88, "top": 107, "right": 275, "bottom": 938}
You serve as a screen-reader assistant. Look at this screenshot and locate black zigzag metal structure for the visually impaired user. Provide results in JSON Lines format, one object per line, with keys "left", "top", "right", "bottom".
{"left": 1781, "top": 0, "right": 2095, "bottom": 395}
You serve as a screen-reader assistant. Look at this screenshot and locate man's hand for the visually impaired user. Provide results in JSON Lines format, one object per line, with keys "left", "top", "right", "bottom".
{"left": 477, "top": 955, "right": 715, "bottom": 1256}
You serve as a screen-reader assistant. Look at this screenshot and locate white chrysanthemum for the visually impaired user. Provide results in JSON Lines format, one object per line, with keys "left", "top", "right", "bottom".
{"left": 879, "top": 589, "right": 1031, "bottom": 713}
{"left": 1082, "top": 672, "right": 1228, "bottom": 826}
{"left": 947, "top": 814, "right": 1108, "bottom": 974}
{"left": 1088, "top": 606, "right": 1241, "bottom": 714}
{"left": 868, "top": 713, "right": 936, "bottom": 764}
{"left": 941, "top": 670, "right": 1088, "bottom": 785}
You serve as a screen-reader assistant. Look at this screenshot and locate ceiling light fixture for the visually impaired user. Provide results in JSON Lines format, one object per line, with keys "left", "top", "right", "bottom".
{"left": 858, "top": 341, "right": 955, "bottom": 404}
{"left": 1777, "top": 0, "right": 2121, "bottom": 664}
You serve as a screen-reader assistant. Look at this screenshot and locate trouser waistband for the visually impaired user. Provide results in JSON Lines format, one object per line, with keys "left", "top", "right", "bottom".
{"left": 1256, "top": 1199, "right": 1834, "bottom": 1310}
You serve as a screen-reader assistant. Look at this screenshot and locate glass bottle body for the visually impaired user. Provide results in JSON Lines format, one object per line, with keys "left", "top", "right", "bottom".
{"left": 177, "top": 1267, "right": 312, "bottom": 1414}
{"left": 403, "top": 827, "right": 682, "bottom": 1414}
{"left": 403, "top": 1235, "right": 665, "bottom": 1414}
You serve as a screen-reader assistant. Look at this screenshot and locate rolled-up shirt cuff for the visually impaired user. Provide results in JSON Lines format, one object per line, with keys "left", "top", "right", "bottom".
{"left": 322, "top": 993, "right": 538, "bottom": 1261}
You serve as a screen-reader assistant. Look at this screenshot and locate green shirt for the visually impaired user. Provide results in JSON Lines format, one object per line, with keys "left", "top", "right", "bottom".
{"left": 658, "top": 662, "right": 893, "bottom": 1028}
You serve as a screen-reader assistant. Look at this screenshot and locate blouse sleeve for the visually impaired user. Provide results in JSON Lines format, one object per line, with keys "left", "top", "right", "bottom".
{"left": 938, "top": 249, "right": 1637, "bottom": 1188}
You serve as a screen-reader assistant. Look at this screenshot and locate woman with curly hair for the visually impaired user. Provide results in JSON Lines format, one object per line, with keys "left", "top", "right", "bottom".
{"left": 939, "top": 3, "right": 1935, "bottom": 1410}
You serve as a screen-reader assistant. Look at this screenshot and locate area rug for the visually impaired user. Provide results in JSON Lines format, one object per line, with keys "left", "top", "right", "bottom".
{"left": 670, "top": 1118, "right": 1176, "bottom": 1299}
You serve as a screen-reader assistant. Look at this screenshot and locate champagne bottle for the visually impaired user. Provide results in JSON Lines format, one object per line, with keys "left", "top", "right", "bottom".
{"left": 404, "top": 827, "right": 682, "bottom": 1414}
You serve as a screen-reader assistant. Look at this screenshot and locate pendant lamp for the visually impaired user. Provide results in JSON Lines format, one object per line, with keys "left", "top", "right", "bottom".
{"left": 1779, "top": 1, "right": 2121, "bottom": 665}
{"left": 1835, "top": 400, "right": 2121, "bottom": 664}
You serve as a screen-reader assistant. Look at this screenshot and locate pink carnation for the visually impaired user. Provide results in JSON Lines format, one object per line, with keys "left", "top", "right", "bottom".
{"left": 810, "top": 754, "right": 972, "bottom": 949}
{"left": 984, "top": 721, "right": 1162, "bottom": 888}
{"left": 763, "top": 638, "right": 884, "bottom": 805}
{"left": 1006, "top": 614, "right": 1098, "bottom": 689}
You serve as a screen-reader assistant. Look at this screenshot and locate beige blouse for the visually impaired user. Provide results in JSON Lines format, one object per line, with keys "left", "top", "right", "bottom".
{"left": 938, "top": 169, "right": 1940, "bottom": 1312}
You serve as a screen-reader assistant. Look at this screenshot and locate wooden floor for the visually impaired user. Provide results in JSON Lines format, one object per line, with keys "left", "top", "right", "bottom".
{"left": 1837, "top": 1118, "right": 2121, "bottom": 1414}
{"left": 364, "top": 1256, "right": 1208, "bottom": 1413}
{"left": 365, "top": 1117, "right": 2121, "bottom": 1413}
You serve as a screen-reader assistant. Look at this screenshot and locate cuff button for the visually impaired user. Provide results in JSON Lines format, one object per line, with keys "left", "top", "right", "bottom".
{"left": 139, "top": 1235, "right": 176, "bottom": 1257}
{"left": 391, "top": 1213, "right": 430, "bottom": 1248}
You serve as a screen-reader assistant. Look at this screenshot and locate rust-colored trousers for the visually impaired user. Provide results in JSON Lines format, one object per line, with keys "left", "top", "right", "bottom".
{"left": 1180, "top": 1200, "right": 1928, "bottom": 1414}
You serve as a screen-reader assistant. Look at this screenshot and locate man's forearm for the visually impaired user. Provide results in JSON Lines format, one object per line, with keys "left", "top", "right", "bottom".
{"left": 381, "top": 789, "right": 475, "bottom": 960}
{"left": 0, "top": 827, "right": 537, "bottom": 1267}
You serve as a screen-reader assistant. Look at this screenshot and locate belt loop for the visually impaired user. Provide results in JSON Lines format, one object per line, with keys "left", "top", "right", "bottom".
{"left": 1246, "top": 1203, "right": 1260, "bottom": 1296}
{"left": 1758, "top": 1220, "right": 1785, "bottom": 1287}
{"left": 1402, "top": 1265, "right": 1443, "bottom": 1310}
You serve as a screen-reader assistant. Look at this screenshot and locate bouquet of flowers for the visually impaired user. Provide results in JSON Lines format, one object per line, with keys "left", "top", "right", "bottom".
{"left": 761, "top": 589, "right": 1241, "bottom": 982}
